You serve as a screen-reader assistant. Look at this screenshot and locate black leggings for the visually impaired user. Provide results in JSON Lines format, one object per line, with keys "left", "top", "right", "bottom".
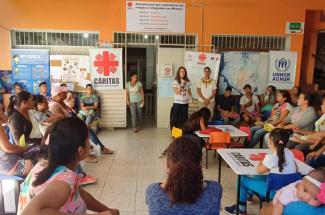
{"left": 171, "top": 103, "right": 188, "bottom": 129}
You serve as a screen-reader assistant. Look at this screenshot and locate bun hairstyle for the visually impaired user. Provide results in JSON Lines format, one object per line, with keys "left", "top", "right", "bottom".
{"left": 7, "top": 91, "right": 32, "bottom": 117}
{"left": 269, "top": 128, "right": 292, "bottom": 172}
{"left": 164, "top": 136, "right": 203, "bottom": 205}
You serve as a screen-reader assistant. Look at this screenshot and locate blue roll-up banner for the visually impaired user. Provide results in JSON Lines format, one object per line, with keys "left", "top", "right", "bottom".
{"left": 10, "top": 49, "right": 50, "bottom": 94}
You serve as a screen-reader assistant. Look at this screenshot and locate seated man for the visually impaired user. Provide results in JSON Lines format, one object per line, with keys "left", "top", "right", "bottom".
{"left": 216, "top": 86, "right": 240, "bottom": 125}
{"left": 78, "top": 84, "right": 99, "bottom": 126}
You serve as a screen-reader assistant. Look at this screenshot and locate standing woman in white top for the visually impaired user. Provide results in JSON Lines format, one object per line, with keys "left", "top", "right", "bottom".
{"left": 196, "top": 67, "right": 217, "bottom": 119}
{"left": 126, "top": 72, "right": 145, "bottom": 133}
{"left": 171, "top": 67, "right": 192, "bottom": 129}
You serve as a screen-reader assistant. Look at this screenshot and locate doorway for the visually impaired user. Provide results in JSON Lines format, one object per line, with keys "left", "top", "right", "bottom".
{"left": 313, "top": 32, "right": 325, "bottom": 90}
{"left": 126, "top": 46, "right": 157, "bottom": 129}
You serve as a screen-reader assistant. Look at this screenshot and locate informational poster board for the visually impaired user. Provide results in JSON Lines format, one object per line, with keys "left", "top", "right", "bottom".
{"left": 268, "top": 51, "right": 297, "bottom": 89}
{"left": 184, "top": 51, "right": 221, "bottom": 98}
{"left": 126, "top": 1, "right": 185, "bottom": 33}
{"left": 50, "top": 55, "right": 91, "bottom": 92}
{"left": 89, "top": 48, "right": 123, "bottom": 90}
{"left": 218, "top": 52, "right": 264, "bottom": 95}
{"left": 10, "top": 49, "right": 50, "bottom": 94}
{"left": 0, "top": 70, "right": 13, "bottom": 93}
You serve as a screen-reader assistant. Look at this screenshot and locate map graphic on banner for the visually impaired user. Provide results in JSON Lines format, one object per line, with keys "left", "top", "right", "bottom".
{"left": 268, "top": 51, "right": 297, "bottom": 89}
{"left": 10, "top": 49, "right": 50, "bottom": 94}
{"left": 89, "top": 48, "right": 123, "bottom": 90}
{"left": 184, "top": 51, "right": 221, "bottom": 99}
{"left": 218, "top": 52, "right": 263, "bottom": 95}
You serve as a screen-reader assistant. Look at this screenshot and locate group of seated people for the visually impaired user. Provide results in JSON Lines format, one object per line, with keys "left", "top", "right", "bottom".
{"left": 0, "top": 81, "right": 114, "bottom": 186}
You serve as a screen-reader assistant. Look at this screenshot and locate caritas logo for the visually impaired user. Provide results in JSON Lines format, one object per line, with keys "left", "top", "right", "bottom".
{"left": 198, "top": 53, "right": 207, "bottom": 63}
{"left": 93, "top": 51, "right": 120, "bottom": 86}
{"left": 127, "top": 1, "right": 133, "bottom": 7}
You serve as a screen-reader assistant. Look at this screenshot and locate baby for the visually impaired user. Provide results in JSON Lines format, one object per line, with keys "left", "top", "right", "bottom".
{"left": 271, "top": 168, "right": 325, "bottom": 215}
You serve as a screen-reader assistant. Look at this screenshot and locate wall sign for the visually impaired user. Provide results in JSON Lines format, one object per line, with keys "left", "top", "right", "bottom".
{"left": 126, "top": 1, "right": 185, "bottom": 33}
{"left": 89, "top": 48, "right": 123, "bottom": 90}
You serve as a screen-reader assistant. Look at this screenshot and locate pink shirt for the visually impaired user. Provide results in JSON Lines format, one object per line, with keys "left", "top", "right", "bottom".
{"left": 273, "top": 180, "right": 302, "bottom": 206}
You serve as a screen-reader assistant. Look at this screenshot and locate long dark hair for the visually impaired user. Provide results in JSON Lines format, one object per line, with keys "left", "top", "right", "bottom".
{"left": 183, "top": 108, "right": 211, "bottom": 134}
{"left": 33, "top": 117, "right": 88, "bottom": 186}
{"left": 293, "top": 86, "right": 302, "bottom": 96}
{"left": 164, "top": 136, "right": 203, "bottom": 204}
{"left": 269, "top": 128, "right": 292, "bottom": 172}
{"left": 198, "top": 107, "right": 211, "bottom": 125}
{"left": 278, "top": 90, "right": 291, "bottom": 104}
{"left": 175, "top": 66, "right": 190, "bottom": 84}
{"left": 7, "top": 91, "right": 32, "bottom": 117}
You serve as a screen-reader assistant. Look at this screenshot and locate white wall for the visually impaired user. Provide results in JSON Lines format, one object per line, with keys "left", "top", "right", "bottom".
{"left": 156, "top": 47, "right": 185, "bottom": 128}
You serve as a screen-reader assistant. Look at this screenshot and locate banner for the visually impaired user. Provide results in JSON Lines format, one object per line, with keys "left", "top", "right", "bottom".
{"left": 268, "top": 51, "right": 297, "bottom": 89}
{"left": 126, "top": 1, "right": 185, "bottom": 33}
{"left": 89, "top": 48, "right": 123, "bottom": 90}
{"left": 218, "top": 52, "right": 267, "bottom": 95}
{"left": 0, "top": 70, "right": 13, "bottom": 93}
{"left": 184, "top": 51, "right": 221, "bottom": 98}
{"left": 50, "top": 55, "right": 90, "bottom": 91}
{"left": 11, "top": 49, "right": 50, "bottom": 94}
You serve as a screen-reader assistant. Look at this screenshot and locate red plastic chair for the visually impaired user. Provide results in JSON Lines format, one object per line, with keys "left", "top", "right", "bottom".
{"left": 240, "top": 126, "right": 252, "bottom": 141}
{"left": 291, "top": 149, "right": 305, "bottom": 162}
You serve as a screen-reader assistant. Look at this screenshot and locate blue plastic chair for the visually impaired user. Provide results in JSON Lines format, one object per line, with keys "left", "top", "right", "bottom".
{"left": 256, "top": 172, "right": 302, "bottom": 208}
{"left": 0, "top": 174, "right": 23, "bottom": 214}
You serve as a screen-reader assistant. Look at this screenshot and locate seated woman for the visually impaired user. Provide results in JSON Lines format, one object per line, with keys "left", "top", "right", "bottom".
{"left": 78, "top": 84, "right": 99, "bottom": 126}
{"left": 305, "top": 131, "right": 325, "bottom": 168}
{"left": 33, "top": 95, "right": 64, "bottom": 135}
{"left": 146, "top": 136, "right": 222, "bottom": 214}
{"left": 287, "top": 93, "right": 325, "bottom": 155}
{"left": 18, "top": 118, "right": 119, "bottom": 215}
{"left": 8, "top": 91, "right": 41, "bottom": 146}
{"left": 247, "top": 90, "right": 293, "bottom": 148}
{"left": 225, "top": 128, "right": 297, "bottom": 214}
{"left": 291, "top": 86, "right": 302, "bottom": 107}
{"left": 49, "top": 85, "right": 114, "bottom": 163}
{"left": 64, "top": 91, "right": 77, "bottom": 113}
{"left": 240, "top": 84, "right": 261, "bottom": 124}
{"left": 183, "top": 107, "right": 211, "bottom": 134}
{"left": 0, "top": 108, "right": 32, "bottom": 177}
{"left": 260, "top": 85, "right": 277, "bottom": 120}
{"left": 260, "top": 168, "right": 325, "bottom": 215}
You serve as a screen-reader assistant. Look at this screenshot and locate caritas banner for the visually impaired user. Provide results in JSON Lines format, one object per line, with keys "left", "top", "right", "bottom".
{"left": 268, "top": 51, "right": 297, "bottom": 89}
{"left": 89, "top": 48, "right": 123, "bottom": 90}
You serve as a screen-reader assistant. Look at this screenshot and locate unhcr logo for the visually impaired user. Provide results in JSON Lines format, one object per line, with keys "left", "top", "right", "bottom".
{"left": 275, "top": 58, "right": 290, "bottom": 72}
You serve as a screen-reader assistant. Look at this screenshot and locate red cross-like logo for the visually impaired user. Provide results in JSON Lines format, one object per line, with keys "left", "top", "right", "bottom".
{"left": 94, "top": 51, "right": 119, "bottom": 76}
{"left": 127, "top": 1, "right": 133, "bottom": 7}
{"left": 198, "top": 53, "right": 207, "bottom": 62}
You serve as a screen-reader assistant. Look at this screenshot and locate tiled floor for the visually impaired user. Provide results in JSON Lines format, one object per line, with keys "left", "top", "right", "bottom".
{"left": 83, "top": 121, "right": 260, "bottom": 215}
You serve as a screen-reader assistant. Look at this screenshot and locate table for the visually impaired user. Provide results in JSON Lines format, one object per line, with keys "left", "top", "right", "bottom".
{"left": 195, "top": 125, "right": 249, "bottom": 138}
{"left": 218, "top": 148, "right": 314, "bottom": 215}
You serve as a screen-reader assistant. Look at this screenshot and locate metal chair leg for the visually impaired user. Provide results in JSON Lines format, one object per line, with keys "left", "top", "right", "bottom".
{"left": 206, "top": 148, "right": 208, "bottom": 169}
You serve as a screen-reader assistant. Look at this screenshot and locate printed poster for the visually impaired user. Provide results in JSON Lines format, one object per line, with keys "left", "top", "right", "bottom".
{"left": 10, "top": 49, "right": 50, "bottom": 94}
{"left": 126, "top": 1, "right": 185, "bottom": 33}
{"left": 89, "top": 48, "right": 123, "bottom": 90}
{"left": 184, "top": 51, "right": 221, "bottom": 98}
{"left": 50, "top": 55, "right": 90, "bottom": 83}
{"left": 268, "top": 51, "right": 297, "bottom": 89}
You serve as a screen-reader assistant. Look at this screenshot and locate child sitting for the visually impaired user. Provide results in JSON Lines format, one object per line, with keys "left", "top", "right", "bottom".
{"left": 33, "top": 95, "right": 64, "bottom": 135}
{"left": 261, "top": 168, "right": 325, "bottom": 215}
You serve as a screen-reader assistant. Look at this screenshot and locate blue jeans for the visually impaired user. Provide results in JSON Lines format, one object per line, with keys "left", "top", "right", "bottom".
{"left": 247, "top": 126, "right": 268, "bottom": 148}
{"left": 240, "top": 175, "right": 270, "bottom": 203}
{"left": 130, "top": 102, "right": 142, "bottom": 129}
{"left": 306, "top": 155, "right": 325, "bottom": 168}
{"left": 88, "top": 129, "right": 105, "bottom": 150}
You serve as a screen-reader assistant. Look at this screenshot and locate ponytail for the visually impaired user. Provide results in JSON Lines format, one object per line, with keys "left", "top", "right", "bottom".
{"left": 269, "top": 128, "right": 292, "bottom": 172}
{"left": 7, "top": 96, "right": 16, "bottom": 117}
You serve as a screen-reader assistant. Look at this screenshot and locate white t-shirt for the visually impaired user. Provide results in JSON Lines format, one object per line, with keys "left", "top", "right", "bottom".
{"left": 172, "top": 80, "right": 191, "bottom": 104}
{"left": 196, "top": 79, "right": 217, "bottom": 102}
{"left": 240, "top": 94, "right": 259, "bottom": 113}
{"left": 262, "top": 148, "right": 296, "bottom": 174}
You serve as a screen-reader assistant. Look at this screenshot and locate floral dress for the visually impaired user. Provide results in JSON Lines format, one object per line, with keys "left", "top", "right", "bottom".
{"left": 18, "top": 162, "right": 86, "bottom": 214}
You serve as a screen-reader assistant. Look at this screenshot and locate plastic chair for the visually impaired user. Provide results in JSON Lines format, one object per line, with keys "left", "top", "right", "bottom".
{"left": 171, "top": 127, "right": 182, "bottom": 139}
{"left": 0, "top": 174, "right": 23, "bottom": 214}
{"left": 291, "top": 149, "right": 305, "bottom": 162}
{"left": 256, "top": 172, "right": 302, "bottom": 209}
{"left": 239, "top": 126, "right": 251, "bottom": 141}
